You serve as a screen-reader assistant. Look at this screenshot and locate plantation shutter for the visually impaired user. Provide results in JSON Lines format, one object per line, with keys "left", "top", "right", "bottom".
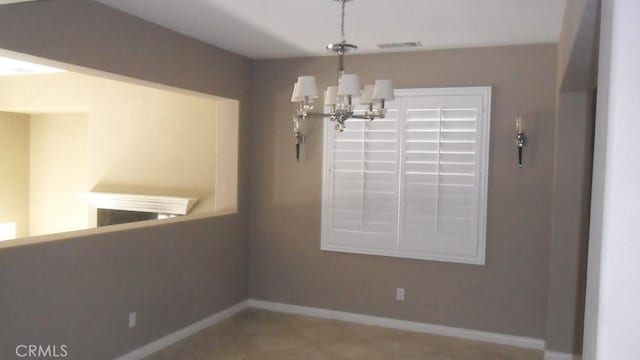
{"left": 398, "top": 93, "right": 487, "bottom": 262}
{"left": 323, "top": 100, "right": 401, "bottom": 252}
{"left": 322, "top": 87, "right": 490, "bottom": 264}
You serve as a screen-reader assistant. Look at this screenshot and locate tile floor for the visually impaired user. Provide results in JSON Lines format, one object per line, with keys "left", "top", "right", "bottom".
{"left": 145, "top": 309, "right": 542, "bottom": 359}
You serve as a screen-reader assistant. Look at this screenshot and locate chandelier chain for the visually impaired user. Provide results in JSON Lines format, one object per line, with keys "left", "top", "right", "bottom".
{"left": 290, "top": 0, "right": 393, "bottom": 154}
{"left": 340, "top": 0, "right": 346, "bottom": 42}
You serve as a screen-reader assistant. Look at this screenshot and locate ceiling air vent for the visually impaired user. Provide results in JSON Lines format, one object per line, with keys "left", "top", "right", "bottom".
{"left": 377, "top": 41, "right": 423, "bottom": 50}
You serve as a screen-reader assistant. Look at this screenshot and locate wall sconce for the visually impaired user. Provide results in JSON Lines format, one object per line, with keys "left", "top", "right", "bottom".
{"left": 293, "top": 116, "right": 306, "bottom": 161}
{"left": 516, "top": 115, "right": 526, "bottom": 168}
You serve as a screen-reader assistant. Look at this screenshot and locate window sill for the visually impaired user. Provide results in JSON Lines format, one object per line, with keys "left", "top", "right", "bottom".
{"left": 321, "top": 242, "right": 485, "bottom": 266}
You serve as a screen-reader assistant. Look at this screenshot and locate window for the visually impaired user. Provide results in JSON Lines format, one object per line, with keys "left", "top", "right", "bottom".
{"left": 0, "top": 222, "right": 17, "bottom": 241}
{"left": 321, "top": 87, "right": 491, "bottom": 265}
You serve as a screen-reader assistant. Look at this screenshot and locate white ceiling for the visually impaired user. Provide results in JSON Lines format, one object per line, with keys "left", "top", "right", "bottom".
{"left": 93, "top": 0, "right": 566, "bottom": 59}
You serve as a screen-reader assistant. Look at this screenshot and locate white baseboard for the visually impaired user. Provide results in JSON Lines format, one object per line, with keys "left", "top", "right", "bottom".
{"left": 115, "top": 300, "right": 248, "bottom": 360}
{"left": 248, "top": 299, "right": 545, "bottom": 350}
{"left": 113, "top": 298, "right": 570, "bottom": 359}
{"left": 545, "top": 351, "right": 582, "bottom": 360}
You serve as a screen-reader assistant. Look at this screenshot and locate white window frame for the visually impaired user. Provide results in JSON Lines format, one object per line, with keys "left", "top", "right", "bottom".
{"left": 321, "top": 87, "right": 491, "bottom": 265}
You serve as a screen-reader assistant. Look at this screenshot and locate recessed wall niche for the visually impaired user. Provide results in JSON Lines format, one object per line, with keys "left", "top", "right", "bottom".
{"left": 0, "top": 54, "right": 239, "bottom": 242}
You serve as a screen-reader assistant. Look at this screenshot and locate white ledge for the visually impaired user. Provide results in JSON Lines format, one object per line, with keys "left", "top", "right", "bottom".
{"left": 84, "top": 192, "right": 198, "bottom": 215}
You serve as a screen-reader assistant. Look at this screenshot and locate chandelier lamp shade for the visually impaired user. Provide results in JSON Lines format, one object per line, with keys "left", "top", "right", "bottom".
{"left": 290, "top": 0, "right": 394, "bottom": 160}
{"left": 290, "top": 73, "right": 395, "bottom": 132}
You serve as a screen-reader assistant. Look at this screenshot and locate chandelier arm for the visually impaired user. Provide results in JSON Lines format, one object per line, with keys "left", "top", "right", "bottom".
{"left": 298, "top": 114, "right": 383, "bottom": 121}
{"left": 350, "top": 114, "right": 378, "bottom": 120}
{"left": 296, "top": 112, "right": 336, "bottom": 119}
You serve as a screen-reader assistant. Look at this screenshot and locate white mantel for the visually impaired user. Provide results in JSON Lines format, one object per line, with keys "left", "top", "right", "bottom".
{"left": 84, "top": 192, "right": 199, "bottom": 215}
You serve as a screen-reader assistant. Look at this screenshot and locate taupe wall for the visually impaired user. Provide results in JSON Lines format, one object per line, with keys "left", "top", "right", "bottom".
{"left": 546, "top": 92, "right": 594, "bottom": 353}
{"left": 0, "top": 215, "right": 247, "bottom": 359}
{"left": 250, "top": 44, "right": 557, "bottom": 339}
{"left": 557, "top": 0, "right": 600, "bottom": 91}
{"left": 0, "top": 0, "right": 251, "bottom": 359}
{"left": 545, "top": 0, "right": 599, "bottom": 354}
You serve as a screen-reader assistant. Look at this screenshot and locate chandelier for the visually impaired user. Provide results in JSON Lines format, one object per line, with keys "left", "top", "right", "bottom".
{"left": 290, "top": 0, "right": 395, "bottom": 160}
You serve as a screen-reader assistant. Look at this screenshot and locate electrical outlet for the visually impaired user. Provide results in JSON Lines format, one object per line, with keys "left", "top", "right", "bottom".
{"left": 128, "top": 312, "right": 136, "bottom": 328}
{"left": 396, "top": 288, "right": 405, "bottom": 301}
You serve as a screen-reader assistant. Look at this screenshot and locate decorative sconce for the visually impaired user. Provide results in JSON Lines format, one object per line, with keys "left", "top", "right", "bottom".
{"left": 515, "top": 115, "right": 526, "bottom": 168}
{"left": 292, "top": 116, "right": 306, "bottom": 161}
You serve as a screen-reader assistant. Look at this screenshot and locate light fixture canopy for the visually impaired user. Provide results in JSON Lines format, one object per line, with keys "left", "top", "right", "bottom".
{"left": 289, "top": 0, "right": 395, "bottom": 158}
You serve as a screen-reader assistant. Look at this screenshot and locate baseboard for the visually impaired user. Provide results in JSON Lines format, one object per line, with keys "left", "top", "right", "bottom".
{"left": 112, "top": 298, "right": 567, "bottom": 359}
{"left": 115, "top": 300, "right": 248, "bottom": 360}
{"left": 545, "top": 351, "right": 582, "bottom": 360}
{"left": 248, "top": 299, "right": 545, "bottom": 350}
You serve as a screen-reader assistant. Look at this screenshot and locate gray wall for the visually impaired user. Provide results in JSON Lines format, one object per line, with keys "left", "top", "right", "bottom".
{"left": 546, "top": 0, "right": 599, "bottom": 354}
{"left": 546, "top": 92, "right": 594, "bottom": 353}
{"left": 0, "top": 216, "right": 246, "bottom": 359}
{"left": 0, "top": 0, "right": 252, "bottom": 359}
{"left": 250, "top": 44, "right": 557, "bottom": 339}
{"left": 557, "top": 0, "right": 600, "bottom": 91}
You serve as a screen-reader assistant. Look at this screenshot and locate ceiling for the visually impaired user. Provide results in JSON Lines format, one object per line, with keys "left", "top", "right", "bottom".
{"left": 93, "top": 0, "right": 566, "bottom": 59}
